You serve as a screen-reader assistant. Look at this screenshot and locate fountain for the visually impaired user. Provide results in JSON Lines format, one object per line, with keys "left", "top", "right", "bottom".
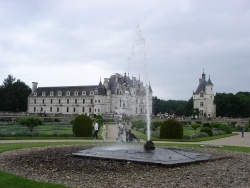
{"left": 72, "top": 25, "right": 222, "bottom": 166}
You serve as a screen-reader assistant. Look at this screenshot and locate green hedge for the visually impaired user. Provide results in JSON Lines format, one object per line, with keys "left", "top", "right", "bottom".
{"left": 72, "top": 114, "right": 93, "bottom": 137}
{"left": 160, "top": 119, "right": 183, "bottom": 139}
{"left": 200, "top": 127, "right": 213, "bottom": 136}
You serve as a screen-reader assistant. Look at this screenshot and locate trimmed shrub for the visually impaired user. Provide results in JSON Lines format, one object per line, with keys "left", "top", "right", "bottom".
{"left": 72, "top": 114, "right": 93, "bottom": 137}
{"left": 200, "top": 127, "right": 213, "bottom": 136}
{"left": 191, "top": 123, "right": 200, "bottom": 133}
{"left": 95, "top": 114, "right": 103, "bottom": 126}
{"left": 160, "top": 119, "right": 183, "bottom": 139}
{"left": 212, "top": 129, "right": 225, "bottom": 136}
{"left": 19, "top": 117, "right": 43, "bottom": 133}
{"left": 202, "top": 122, "right": 212, "bottom": 129}
{"left": 183, "top": 134, "right": 198, "bottom": 139}
{"left": 198, "top": 132, "right": 208, "bottom": 138}
{"left": 211, "top": 122, "right": 221, "bottom": 129}
{"left": 196, "top": 121, "right": 202, "bottom": 125}
{"left": 218, "top": 123, "right": 232, "bottom": 134}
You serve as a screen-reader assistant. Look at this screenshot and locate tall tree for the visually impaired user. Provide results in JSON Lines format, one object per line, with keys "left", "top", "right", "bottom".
{"left": 0, "top": 75, "right": 32, "bottom": 112}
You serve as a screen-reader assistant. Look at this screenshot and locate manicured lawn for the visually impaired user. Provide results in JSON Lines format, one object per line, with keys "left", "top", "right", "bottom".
{"left": 0, "top": 171, "right": 68, "bottom": 188}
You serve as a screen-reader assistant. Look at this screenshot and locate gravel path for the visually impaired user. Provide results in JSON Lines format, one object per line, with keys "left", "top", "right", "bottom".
{"left": 1, "top": 145, "right": 250, "bottom": 188}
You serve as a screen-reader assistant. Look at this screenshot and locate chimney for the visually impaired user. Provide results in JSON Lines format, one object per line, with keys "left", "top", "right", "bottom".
{"left": 32, "top": 82, "right": 38, "bottom": 93}
{"left": 104, "top": 78, "right": 108, "bottom": 89}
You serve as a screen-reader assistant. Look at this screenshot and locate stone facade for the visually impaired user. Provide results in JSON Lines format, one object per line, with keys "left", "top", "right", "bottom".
{"left": 27, "top": 73, "right": 153, "bottom": 117}
{"left": 193, "top": 71, "right": 216, "bottom": 118}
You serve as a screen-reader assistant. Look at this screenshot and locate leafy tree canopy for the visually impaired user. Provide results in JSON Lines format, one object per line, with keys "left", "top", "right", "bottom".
{"left": 0, "top": 75, "right": 32, "bottom": 112}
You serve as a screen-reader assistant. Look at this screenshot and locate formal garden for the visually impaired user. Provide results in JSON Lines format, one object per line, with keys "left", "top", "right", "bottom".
{"left": 0, "top": 115, "right": 249, "bottom": 142}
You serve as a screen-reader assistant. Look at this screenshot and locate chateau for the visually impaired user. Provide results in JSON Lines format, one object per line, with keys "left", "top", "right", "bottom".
{"left": 193, "top": 71, "right": 216, "bottom": 118}
{"left": 27, "top": 73, "right": 153, "bottom": 117}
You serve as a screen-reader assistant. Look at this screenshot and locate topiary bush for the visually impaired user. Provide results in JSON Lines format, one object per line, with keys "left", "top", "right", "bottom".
{"left": 160, "top": 119, "right": 183, "bottom": 139}
{"left": 72, "top": 114, "right": 93, "bottom": 137}
{"left": 200, "top": 127, "right": 213, "bottom": 136}
{"left": 218, "top": 123, "right": 232, "bottom": 134}
{"left": 202, "top": 122, "right": 212, "bottom": 129}
{"left": 211, "top": 122, "right": 221, "bottom": 129}
{"left": 95, "top": 114, "right": 103, "bottom": 126}
{"left": 19, "top": 117, "right": 43, "bottom": 133}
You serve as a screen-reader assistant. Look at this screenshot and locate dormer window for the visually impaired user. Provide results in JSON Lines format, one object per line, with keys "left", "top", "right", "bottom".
{"left": 50, "top": 91, "right": 54, "bottom": 96}
{"left": 58, "top": 91, "right": 62, "bottom": 96}
{"left": 42, "top": 91, "right": 46, "bottom": 96}
{"left": 82, "top": 91, "right": 86, "bottom": 95}
{"left": 66, "top": 91, "right": 70, "bottom": 96}
{"left": 34, "top": 92, "right": 37, "bottom": 96}
{"left": 95, "top": 91, "right": 98, "bottom": 94}
{"left": 200, "top": 93, "right": 204, "bottom": 98}
{"left": 90, "top": 91, "right": 94, "bottom": 95}
{"left": 74, "top": 91, "right": 78, "bottom": 96}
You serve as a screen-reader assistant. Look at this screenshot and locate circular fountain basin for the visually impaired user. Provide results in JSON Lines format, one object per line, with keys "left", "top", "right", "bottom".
{"left": 73, "top": 144, "right": 224, "bottom": 166}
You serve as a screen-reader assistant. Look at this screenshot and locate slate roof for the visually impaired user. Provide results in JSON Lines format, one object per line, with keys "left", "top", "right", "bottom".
{"left": 194, "top": 72, "right": 213, "bottom": 94}
{"left": 32, "top": 85, "right": 106, "bottom": 97}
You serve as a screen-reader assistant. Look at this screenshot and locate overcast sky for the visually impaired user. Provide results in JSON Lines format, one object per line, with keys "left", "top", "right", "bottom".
{"left": 0, "top": 0, "right": 249, "bottom": 101}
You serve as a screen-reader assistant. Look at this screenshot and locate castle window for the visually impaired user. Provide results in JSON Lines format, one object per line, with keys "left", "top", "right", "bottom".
{"left": 89, "top": 108, "right": 91, "bottom": 113}
{"left": 34, "top": 107, "right": 36, "bottom": 112}
{"left": 95, "top": 90, "right": 98, "bottom": 94}
{"left": 82, "top": 91, "right": 86, "bottom": 95}
{"left": 98, "top": 100, "right": 100, "bottom": 103}
{"left": 34, "top": 92, "right": 37, "bottom": 96}
{"left": 200, "top": 110, "right": 204, "bottom": 116}
{"left": 90, "top": 91, "right": 94, "bottom": 95}
{"left": 67, "top": 99, "right": 69, "bottom": 104}
{"left": 57, "top": 107, "right": 59, "bottom": 112}
{"left": 66, "top": 91, "right": 70, "bottom": 96}
{"left": 42, "top": 91, "right": 46, "bottom": 96}
{"left": 50, "top": 107, "right": 52, "bottom": 112}
{"left": 34, "top": 99, "right": 36, "bottom": 104}
{"left": 58, "top": 91, "right": 62, "bottom": 96}
{"left": 91, "top": 99, "right": 93, "bottom": 104}
{"left": 43, "top": 99, "right": 45, "bottom": 104}
{"left": 74, "top": 91, "right": 78, "bottom": 96}
{"left": 83, "top": 99, "right": 85, "bottom": 104}
{"left": 200, "top": 93, "right": 204, "bottom": 97}
{"left": 75, "top": 99, "right": 77, "bottom": 104}
{"left": 82, "top": 107, "right": 85, "bottom": 112}
{"left": 51, "top": 99, "right": 53, "bottom": 104}
{"left": 59, "top": 99, "right": 61, "bottom": 104}
{"left": 67, "top": 107, "right": 69, "bottom": 112}
{"left": 73, "top": 107, "right": 76, "bottom": 112}
{"left": 200, "top": 102, "right": 204, "bottom": 107}
{"left": 50, "top": 91, "right": 54, "bottom": 96}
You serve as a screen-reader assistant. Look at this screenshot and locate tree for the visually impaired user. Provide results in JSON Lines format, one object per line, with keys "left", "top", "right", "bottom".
{"left": 191, "top": 123, "right": 200, "bottom": 133}
{"left": 152, "top": 96, "right": 188, "bottom": 116}
{"left": 0, "top": 75, "right": 32, "bottom": 111}
{"left": 19, "top": 117, "right": 43, "bottom": 133}
{"left": 215, "top": 92, "right": 250, "bottom": 118}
